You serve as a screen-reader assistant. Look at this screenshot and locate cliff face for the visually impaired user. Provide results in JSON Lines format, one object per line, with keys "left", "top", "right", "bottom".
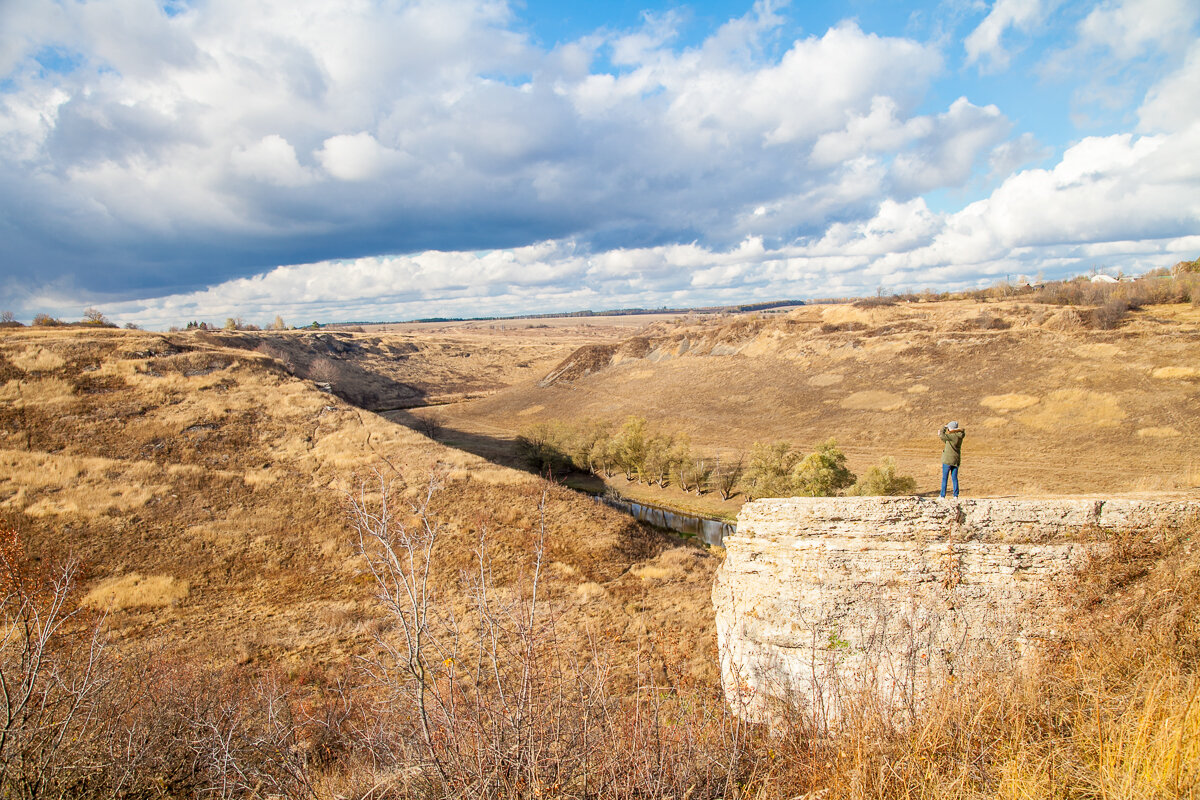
{"left": 713, "top": 497, "right": 1199, "bottom": 722}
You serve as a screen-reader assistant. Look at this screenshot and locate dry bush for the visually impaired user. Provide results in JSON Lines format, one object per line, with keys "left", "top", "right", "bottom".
{"left": 0, "top": 523, "right": 112, "bottom": 799}
{"left": 347, "top": 473, "right": 750, "bottom": 798}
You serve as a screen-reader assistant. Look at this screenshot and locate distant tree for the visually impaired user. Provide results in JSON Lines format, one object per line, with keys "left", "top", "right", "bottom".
{"left": 271, "top": 315, "right": 287, "bottom": 331}
{"left": 223, "top": 317, "right": 239, "bottom": 330}
{"left": 516, "top": 422, "right": 573, "bottom": 475}
{"left": 82, "top": 307, "right": 111, "bottom": 326}
{"left": 32, "top": 313, "right": 61, "bottom": 327}
{"left": 741, "top": 441, "right": 800, "bottom": 499}
{"left": 309, "top": 321, "right": 320, "bottom": 330}
{"left": 123, "top": 322, "right": 141, "bottom": 330}
{"left": 712, "top": 451, "right": 744, "bottom": 501}
{"left": 613, "top": 416, "right": 649, "bottom": 481}
{"left": 642, "top": 432, "right": 676, "bottom": 487}
{"left": 1, "top": 311, "right": 14, "bottom": 323}
{"left": 792, "top": 439, "right": 855, "bottom": 497}
{"left": 568, "top": 418, "right": 613, "bottom": 475}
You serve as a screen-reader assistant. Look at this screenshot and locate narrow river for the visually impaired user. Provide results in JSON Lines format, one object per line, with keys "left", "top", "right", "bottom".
{"left": 593, "top": 495, "right": 735, "bottom": 546}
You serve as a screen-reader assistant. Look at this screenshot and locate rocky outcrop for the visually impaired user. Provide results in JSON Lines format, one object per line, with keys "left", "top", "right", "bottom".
{"left": 713, "top": 496, "right": 1199, "bottom": 723}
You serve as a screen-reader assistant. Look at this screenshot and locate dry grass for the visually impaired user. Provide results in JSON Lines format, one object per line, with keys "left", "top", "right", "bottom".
{"left": 2, "top": 320, "right": 1199, "bottom": 797}
{"left": 1153, "top": 366, "right": 1200, "bottom": 380}
{"left": 1017, "top": 388, "right": 1127, "bottom": 430}
{"left": 0, "top": 326, "right": 721, "bottom": 690}
{"left": 83, "top": 572, "right": 189, "bottom": 610}
{"left": 430, "top": 297, "right": 1200, "bottom": 500}
{"left": 981, "top": 393, "right": 1040, "bottom": 411}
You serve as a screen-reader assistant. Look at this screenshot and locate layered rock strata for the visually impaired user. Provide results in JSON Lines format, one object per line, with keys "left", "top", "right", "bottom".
{"left": 713, "top": 496, "right": 1198, "bottom": 723}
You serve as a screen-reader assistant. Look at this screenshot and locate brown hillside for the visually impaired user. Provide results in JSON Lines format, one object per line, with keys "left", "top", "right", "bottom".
{"left": 0, "top": 327, "right": 718, "bottom": 684}
{"left": 424, "top": 299, "right": 1200, "bottom": 503}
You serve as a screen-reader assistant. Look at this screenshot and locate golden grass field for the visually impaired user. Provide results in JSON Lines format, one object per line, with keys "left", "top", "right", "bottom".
{"left": 416, "top": 299, "right": 1200, "bottom": 516}
{"left": 2, "top": 293, "right": 1200, "bottom": 797}
{"left": 0, "top": 326, "right": 718, "bottom": 685}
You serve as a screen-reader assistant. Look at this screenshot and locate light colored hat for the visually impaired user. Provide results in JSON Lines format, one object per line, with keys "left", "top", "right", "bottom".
{"left": 947, "top": 420, "right": 960, "bottom": 430}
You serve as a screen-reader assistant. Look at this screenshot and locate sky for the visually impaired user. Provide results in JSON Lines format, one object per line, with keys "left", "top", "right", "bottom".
{"left": 1, "top": 0, "right": 1198, "bottom": 329}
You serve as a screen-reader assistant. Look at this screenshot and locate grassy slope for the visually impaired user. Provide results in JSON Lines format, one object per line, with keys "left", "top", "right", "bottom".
{"left": 0, "top": 328, "right": 718, "bottom": 684}
{"left": 426, "top": 299, "right": 1200, "bottom": 506}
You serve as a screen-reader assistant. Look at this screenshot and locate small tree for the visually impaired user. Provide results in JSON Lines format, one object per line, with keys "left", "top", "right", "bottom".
{"left": 792, "top": 439, "right": 856, "bottom": 497}
{"left": 1, "top": 311, "right": 15, "bottom": 324}
{"left": 82, "top": 307, "right": 110, "bottom": 326}
{"left": 271, "top": 315, "right": 287, "bottom": 331}
{"left": 741, "top": 441, "right": 800, "bottom": 499}
{"left": 642, "top": 432, "right": 676, "bottom": 487}
{"left": 516, "top": 422, "right": 573, "bottom": 475}
{"left": 613, "top": 416, "right": 648, "bottom": 481}
{"left": 567, "top": 418, "right": 613, "bottom": 475}
{"left": 852, "top": 457, "right": 916, "bottom": 496}
{"left": 712, "top": 451, "right": 744, "bottom": 501}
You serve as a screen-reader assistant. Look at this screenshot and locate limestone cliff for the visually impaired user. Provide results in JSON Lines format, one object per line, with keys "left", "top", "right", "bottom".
{"left": 713, "top": 496, "right": 1199, "bottom": 723}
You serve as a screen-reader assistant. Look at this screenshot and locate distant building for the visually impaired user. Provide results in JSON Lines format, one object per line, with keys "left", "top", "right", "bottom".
{"left": 1090, "top": 274, "right": 1119, "bottom": 284}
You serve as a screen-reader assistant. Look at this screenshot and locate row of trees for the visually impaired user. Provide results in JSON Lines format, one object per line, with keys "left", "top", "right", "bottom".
{"left": 516, "top": 416, "right": 916, "bottom": 499}
{"left": 180, "top": 315, "right": 310, "bottom": 332}
{"left": 1, "top": 309, "right": 138, "bottom": 329}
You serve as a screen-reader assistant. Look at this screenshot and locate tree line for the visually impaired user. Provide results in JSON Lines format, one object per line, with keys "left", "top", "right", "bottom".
{"left": 516, "top": 416, "right": 916, "bottom": 500}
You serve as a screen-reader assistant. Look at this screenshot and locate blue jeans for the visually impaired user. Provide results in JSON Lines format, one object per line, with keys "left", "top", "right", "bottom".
{"left": 940, "top": 464, "right": 959, "bottom": 497}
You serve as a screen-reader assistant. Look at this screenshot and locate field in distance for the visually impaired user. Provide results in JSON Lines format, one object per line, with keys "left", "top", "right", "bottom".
{"left": 415, "top": 297, "right": 1200, "bottom": 511}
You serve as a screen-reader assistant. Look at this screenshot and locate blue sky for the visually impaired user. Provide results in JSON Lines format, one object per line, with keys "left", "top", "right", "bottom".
{"left": 1, "top": 0, "right": 1198, "bottom": 328}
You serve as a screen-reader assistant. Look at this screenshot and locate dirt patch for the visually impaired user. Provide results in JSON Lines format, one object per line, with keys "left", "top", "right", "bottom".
{"left": 1074, "top": 343, "right": 1123, "bottom": 359}
{"left": 1137, "top": 427, "right": 1181, "bottom": 438}
{"left": 1017, "top": 389, "right": 1126, "bottom": 430}
{"left": 809, "top": 372, "right": 844, "bottom": 387}
{"left": 840, "top": 390, "right": 906, "bottom": 412}
{"left": 981, "top": 393, "right": 1040, "bottom": 412}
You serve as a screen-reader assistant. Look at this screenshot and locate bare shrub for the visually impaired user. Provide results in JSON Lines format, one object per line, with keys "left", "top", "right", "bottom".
{"left": 1093, "top": 297, "right": 1130, "bottom": 329}
{"left": 0, "top": 523, "right": 111, "bottom": 799}
{"left": 412, "top": 413, "right": 444, "bottom": 440}
{"left": 347, "top": 473, "right": 751, "bottom": 798}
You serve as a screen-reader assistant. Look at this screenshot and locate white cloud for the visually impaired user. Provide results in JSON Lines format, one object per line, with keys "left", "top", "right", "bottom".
{"left": 316, "top": 132, "right": 408, "bottom": 181}
{"left": 891, "top": 98, "right": 1011, "bottom": 193}
{"left": 231, "top": 134, "right": 314, "bottom": 186}
{"left": 1138, "top": 41, "right": 1200, "bottom": 132}
{"left": 965, "top": 0, "right": 1053, "bottom": 72}
{"left": 1078, "top": 0, "right": 1199, "bottom": 60}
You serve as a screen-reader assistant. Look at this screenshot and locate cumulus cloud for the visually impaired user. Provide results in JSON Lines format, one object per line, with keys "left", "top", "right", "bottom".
{"left": 964, "top": 0, "right": 1054, "bottom": 72}
{"left": 0, "top": 0, "right": 998, "bottom": 306}
{"left": 1078, "top": 0, "right": 1199, "bottom": 60}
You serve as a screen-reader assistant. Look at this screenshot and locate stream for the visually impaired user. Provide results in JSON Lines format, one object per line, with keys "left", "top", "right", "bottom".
{"left": 594, "top": 495, "right": 735, "bottom": 546}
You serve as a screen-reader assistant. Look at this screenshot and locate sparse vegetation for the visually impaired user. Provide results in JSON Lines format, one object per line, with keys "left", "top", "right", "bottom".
{"left": 741, "top": 439, "right": 860, "bottom": 499}
{"left": 851, "top": 456, "right": 918, "bottom": 496}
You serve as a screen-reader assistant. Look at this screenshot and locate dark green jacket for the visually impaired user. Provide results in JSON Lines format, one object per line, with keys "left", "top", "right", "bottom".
{"left": 940, "top": 428, "right": 965, "bottom": 466}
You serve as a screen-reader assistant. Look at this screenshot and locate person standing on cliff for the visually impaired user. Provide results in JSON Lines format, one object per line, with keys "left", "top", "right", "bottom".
{"left": 939, "top": 421, "right": 965, "bottom": 498}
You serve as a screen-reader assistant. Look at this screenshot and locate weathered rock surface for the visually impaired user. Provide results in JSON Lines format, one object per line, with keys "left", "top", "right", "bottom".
{"left": 713, "top": 496, "right": 1199, "bottom": 723}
